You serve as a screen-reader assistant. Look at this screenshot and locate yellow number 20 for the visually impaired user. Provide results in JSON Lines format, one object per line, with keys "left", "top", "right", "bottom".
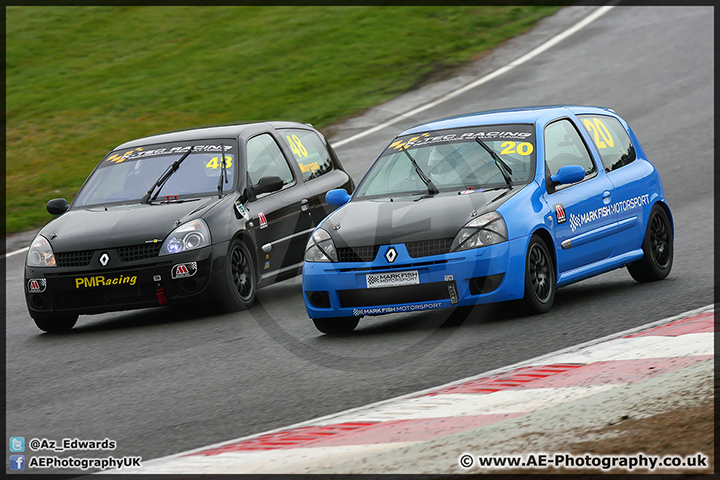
{"left": 500, "top": 141, "right": 534, "bottom": 156}
{"left": 583, "top": 118, "right": 615, "bottom": 149}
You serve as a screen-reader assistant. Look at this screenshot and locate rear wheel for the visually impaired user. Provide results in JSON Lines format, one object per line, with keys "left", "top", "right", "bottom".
{"left": 216, "top": 238, "right": 256, "bottom": 312}
{"left": 627, "top": 205, "right": 673, "bottom": 282}
{"left": 521, "top": 234, "right": 555, "bottom": 314}
{"left": 32, "top": 313, "right": 78, "bottom": 333}
{"left": 312, "top": 317, "right": 360, "bottom": 335}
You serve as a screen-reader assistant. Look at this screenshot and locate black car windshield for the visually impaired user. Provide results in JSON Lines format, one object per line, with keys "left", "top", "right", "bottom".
{"left": 354, "top": 124, "right": 535, "bottom": 199}
{"left": 73, "top": 140, "right": 237, "bottom": 207}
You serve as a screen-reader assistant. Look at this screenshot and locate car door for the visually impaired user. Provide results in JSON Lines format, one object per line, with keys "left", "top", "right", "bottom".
{"left": 244, "top": 132, "right": 313, "bottom": 280}
{"left": 543, "top": 118, "right": 617, "bottom": 275}
{"left": 277, "top": 126, "right": 353, "bottom": 227}
{"left": 577, "top": 114, "right": 651, "bottom": 256}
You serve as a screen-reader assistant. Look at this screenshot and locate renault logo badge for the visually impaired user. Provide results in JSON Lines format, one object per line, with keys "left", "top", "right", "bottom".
{"left": 99, "top": 252, "right": 110, "bottom": 266}
{"left": 385, "top": 247, "right": 397, "bottom": 263}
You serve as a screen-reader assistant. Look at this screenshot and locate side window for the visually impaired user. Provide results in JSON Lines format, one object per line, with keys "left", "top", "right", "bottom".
{"left": 246, "top": 134, "right": 294, "bottom": 186}
{"left": 280, "top": 129, "right": 334, "bottom": 182}
{"left": 578, "top": 115, "right": 636, "bottom": 171}
{"left": 544, "top": 119, "right": 597, "bottom": 181}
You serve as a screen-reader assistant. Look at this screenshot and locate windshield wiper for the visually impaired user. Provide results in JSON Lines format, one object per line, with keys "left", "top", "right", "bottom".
{"left": 475, "top": 138, "right": 513, "bottom": 189}
{"left": 141, "top": 146, "right": 195, "bottom": 204}
{"left": 400, "top": 146, "right": 439, "bottom": 196}
{"left": 217, "top": 143, "right": 228, "bottom": 198}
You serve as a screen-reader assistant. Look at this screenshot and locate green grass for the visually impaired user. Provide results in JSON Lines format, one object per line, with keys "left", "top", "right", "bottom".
{"left": 6, "top": 5, "right": 561, "bottom": 233}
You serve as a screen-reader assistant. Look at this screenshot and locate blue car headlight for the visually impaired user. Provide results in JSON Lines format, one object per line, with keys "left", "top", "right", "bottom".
{"left": 451, "top": 211, "right": 508, "bottom": 252}
{"left": 26, "top": 234, "right": 57, "bottom": 267}
{"left": 159, "top": 219, "right": 211, "bottom": 256}
{"left": 304, "top": 228, "right": 338, "bottom": 262}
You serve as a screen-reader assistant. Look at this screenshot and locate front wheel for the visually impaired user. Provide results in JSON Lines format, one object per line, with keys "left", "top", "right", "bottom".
{"left": 312, "top": 317, "right": 360, "bottom": 335}
{"left": 32, "top": 313, "right": 78, "bottom": 333}
{"left": 521, "top": 235, "right": 555, "bottom": 314}
{"left": 216, "top": 238, "right": 257, "bottom": 312}
{"left": 627, "top": 205, "right": 673, "bottom": 282}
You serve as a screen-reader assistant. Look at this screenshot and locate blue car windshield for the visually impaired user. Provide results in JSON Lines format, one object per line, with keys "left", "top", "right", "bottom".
{"left": 73, "top": 140, "right": 236, "bottom": 207}
{"left": 354, "top": 124, "right": 535, "bottom": 199}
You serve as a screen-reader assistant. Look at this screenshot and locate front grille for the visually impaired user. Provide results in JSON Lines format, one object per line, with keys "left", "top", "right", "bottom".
{"left": 118, "top": 243, "right": 162, "bottom": 262}
{"left": 56, "top": 251, "right": 93, "bottom": 267}
{"left": 337, "top": 245, "right": 380, "bottom": 263}
{"left": 55, "top": 284, "right": 158, "bottom": 310}
{"left": 338, "top": 281, "right": 451, "bottom": 308}
{"left": 406, "top": 238, "right": 453, "bottom": 258}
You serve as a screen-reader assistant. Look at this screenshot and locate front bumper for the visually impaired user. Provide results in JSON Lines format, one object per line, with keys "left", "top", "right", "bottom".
{"left": 302, "top": 237, "right": 528, "bottom": 319}
{"left": 24, "top": 244, "right": 221, "bottom": 317}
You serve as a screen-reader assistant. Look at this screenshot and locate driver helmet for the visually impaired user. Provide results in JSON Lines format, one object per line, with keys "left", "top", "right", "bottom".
{"left": 427, "top": 147, "right": 459, "bottom": 184}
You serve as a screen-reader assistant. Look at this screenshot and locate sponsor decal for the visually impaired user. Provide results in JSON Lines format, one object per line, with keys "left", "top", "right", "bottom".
{"left": 105, "top": 144, "right": 233, "bottom": 164}
{"left": 298, "top": 161, "right": 320, "bottom": 173}
{"left": 554, "top": 203, "right": 567, "bottom": 224}
{"left": 367, "top": 270, "right": 419, "bottom": 289}
{"left": 258, "top": 212, "right": 268, "bottom": 229}
{"left": 448, "top": 282, "right": 459, "bottom": 304}
{"left": 444, "top": 275, "right": 454, "bottom": 281}
{"left": 352, "top": 302, "right": 444, "bottom": 316}
{"left": 568, "top": 193, "right": 650, "bottom": 232}
{"left": 388, "top": 130, "right": 533, "bottom": 152}
{"left": 171, "top": 262, "right": 197, "bottom": 279}
{"left": 384, "top": 247, "right": 398, "bottom": 263}
{"left": 264, "top": 261, "right": 270, "bottom": 270}
{"left": 235, "top": 201, "right": 249, "bottom": 220}
{"left": 153, "top": 275, "right": 162, "bottom": 282}
{"left": 75, "top": 275, "right": 137, "bottom": 288}
{"left": 27, "top": 278, "right": 47, "bottom": 293}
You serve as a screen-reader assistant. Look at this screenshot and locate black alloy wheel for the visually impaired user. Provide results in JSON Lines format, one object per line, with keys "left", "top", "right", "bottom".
{"left": 522, "top": 234, "right": 555, "bottom": 314}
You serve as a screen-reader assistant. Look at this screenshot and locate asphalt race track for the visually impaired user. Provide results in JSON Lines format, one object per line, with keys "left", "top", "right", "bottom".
{"left": 5, "top": 6, "right": 713, "bottom": 473}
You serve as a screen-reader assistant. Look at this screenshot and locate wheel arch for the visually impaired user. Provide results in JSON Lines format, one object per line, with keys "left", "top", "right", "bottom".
{"left": 530, "top": 227, "right": 557, "bottom": 278}
{"left": 652, "top": 200, "right": 674, "bottom": 235}
{"left": 230, "top": 231, "right": 260, "bottom": 279}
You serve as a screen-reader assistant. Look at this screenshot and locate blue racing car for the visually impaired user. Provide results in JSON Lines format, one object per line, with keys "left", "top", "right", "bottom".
{"left": 302, "top": 106, "right": 673, "bottom": 334}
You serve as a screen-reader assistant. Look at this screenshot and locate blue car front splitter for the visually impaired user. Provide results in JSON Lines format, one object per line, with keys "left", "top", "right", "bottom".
{"left": 303, "top": 236, "right": 529, "bottom": 319}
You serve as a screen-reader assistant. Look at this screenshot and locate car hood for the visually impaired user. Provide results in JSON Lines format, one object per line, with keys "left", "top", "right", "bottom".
{"left": 324, "top": 188, "right": 517, "bottom": 247}
{"left": 41, "top": 198, "right": 219, "bottom": 252}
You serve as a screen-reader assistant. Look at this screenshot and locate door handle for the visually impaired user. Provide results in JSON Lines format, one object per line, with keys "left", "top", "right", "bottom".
{"left": 602, "top": 191, "right": 611, "bottom": 204}
{"left": 300, "top": 198, "right": 309, "bottom": 212}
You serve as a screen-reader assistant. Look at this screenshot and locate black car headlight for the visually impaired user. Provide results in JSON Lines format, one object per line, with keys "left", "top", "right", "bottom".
{"left": 26, "top": 234, "right": 57, "bottom": 267}
{"left": 160, "top": 219, "right": 211, "bottom": 256}
{"left": 304, "top": 228, "right": 338, "bottom": 262}
{"left": 451, "top": 211, "right": 508, "bottom": 252}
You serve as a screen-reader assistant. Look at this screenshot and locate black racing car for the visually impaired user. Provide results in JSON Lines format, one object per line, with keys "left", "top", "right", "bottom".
{"left": 24, "top": 121, "right": 354, "bottom": 332}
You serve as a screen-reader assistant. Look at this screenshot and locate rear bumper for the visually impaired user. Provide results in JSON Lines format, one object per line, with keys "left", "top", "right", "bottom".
{"left": 302, "top": 237, "right": 528, "bottom": 319}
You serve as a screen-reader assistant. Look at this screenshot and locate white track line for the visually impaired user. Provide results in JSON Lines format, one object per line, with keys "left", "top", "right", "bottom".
{"left": 333, "top": 3, "right": 618, "bottom": 148}
{"left": 5, "top": 5, "right": 617, "bottom": 260}
{"left": 5, "top": 246, "right": 29, "bottom": 258}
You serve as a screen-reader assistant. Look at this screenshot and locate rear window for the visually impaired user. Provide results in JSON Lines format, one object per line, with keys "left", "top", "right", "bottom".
{"left": 578, "top": 115, "right": 636, "bottom": 171}
{"left": 279, "top": 129, "right": 334, "bottom": 182}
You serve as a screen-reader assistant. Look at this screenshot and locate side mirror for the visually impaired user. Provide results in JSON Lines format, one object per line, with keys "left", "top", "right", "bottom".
{"left": 550, "top": 165, "right": 585, "bottom": 185}
{"left": 253, "top": 176, "right": 284, "bottom": 196}
{"left": 326, "top": 189, "right": 351, "bottom": 207}
{"left": 47, "top": 198, "right": 70, "bottom": 215}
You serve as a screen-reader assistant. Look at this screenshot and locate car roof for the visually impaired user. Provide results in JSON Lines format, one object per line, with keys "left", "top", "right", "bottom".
{"left": 399, "top": 105, "right": 616, "bottom": 135}
{"left": 113, "top": 120, "right": 313, "bottom": 150}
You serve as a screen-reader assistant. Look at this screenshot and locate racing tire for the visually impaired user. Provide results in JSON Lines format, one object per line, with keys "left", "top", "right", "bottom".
{"left": 312, "top": 317, "right": 360, "bottom": 335}
{"left": 217, "top": 238, "right": 256, "bottom": 312}
{"left": 32, "top": 313, "right": 78, "bottom": 333}
{"left": 521, "top": 235, "right": 555, "bottom": 314}
{"left": 627, "top": 205, "right": 673, "bottom": 282}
